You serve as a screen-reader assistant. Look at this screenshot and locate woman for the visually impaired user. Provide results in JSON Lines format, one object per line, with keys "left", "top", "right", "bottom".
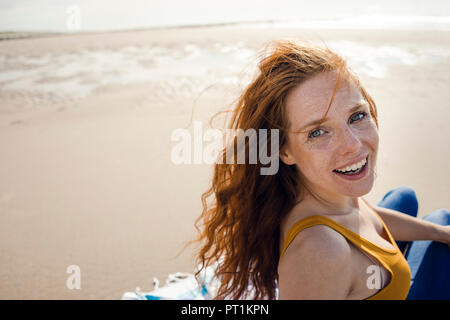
{"left": 193, "top": 40, "right": 450, "bottom": 300}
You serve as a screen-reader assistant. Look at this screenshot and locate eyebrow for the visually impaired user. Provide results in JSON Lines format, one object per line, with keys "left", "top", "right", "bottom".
{"left": 295, "top": 102, "right": 368, "bottom": 133}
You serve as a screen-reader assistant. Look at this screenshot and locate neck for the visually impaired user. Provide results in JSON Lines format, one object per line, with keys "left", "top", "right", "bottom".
{"left": 300, "top": 183, "right": 361, "bottom": 216}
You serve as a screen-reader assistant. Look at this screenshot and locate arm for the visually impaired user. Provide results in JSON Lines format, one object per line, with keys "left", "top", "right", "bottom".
{"left": 373, "top": 205, "right": 450, "bottom": 246}
{"left": 277, "top": 225, "right": 353, "bottom": 299}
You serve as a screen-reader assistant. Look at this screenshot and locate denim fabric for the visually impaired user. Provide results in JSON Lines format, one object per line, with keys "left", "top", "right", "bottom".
{"left": 377, "top": 186, "right": 450, "bottom": 300}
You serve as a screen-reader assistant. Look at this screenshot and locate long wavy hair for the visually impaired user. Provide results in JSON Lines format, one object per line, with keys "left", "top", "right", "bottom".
{"left": 192, "top": 40, "right": 379, "bottom": 300}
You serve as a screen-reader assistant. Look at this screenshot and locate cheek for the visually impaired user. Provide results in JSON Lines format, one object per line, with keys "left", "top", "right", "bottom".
{"left": 360, "top": 122, "right": 379, "bottom": 150}
{"left": 289, "top": 135, "right": 334, "bottom": 176}
{"left": 296, "top": 149, "right": 331, "bottom": 178}
{"left": 298, "top": 133, "right": 334, "bottom": 152}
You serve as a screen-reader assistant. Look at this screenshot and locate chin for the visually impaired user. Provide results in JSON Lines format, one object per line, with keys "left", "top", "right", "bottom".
{"left": 331, "top": 155, "right": 377, "bottom": 197}
{"left": 340, "top": 180, "right": 374, "bottom": 198}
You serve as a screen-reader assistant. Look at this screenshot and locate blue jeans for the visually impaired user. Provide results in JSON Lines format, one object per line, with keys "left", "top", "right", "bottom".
{"left": 377, "top": 186, "right": 450, "bottom": 300}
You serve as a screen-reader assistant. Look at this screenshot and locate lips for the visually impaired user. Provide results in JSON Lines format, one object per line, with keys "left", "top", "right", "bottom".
{"left": 332, "top": 156, "right": 369, "bottom": 180}
{"left": 333, "top": 155, "right": 369, "bottom": 173}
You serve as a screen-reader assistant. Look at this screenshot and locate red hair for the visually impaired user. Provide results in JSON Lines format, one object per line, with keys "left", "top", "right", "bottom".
{"left": 192, "top": 40, "right": 379, "bottom": 299}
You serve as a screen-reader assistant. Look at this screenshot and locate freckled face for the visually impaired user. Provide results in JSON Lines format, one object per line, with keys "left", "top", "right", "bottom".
{"left": 280, "top": 72, "right": 379, "bottom": 198}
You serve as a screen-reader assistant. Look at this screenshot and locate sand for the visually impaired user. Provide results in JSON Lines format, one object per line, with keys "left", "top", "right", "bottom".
{"left": 0, "top": 26, "right": 449, "bottom": 299}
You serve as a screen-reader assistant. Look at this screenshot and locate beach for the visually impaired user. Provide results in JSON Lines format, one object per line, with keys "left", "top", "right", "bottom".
{"left": 0, "top": 25, "right": 449, "bottom": 299}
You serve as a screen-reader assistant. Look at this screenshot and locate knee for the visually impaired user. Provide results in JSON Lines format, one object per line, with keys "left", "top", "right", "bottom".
{"left": 393, "top": 185, "right": 418, "bottom": 202}
{"left": 387, "top": 185, "right": 418, "bottom": 207}
{"left": 423, "top": 209, "right": 450, "bottom": 226}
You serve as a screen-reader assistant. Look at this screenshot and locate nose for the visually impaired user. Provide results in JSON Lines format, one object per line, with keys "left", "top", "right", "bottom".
{"left": 337, "top": 127, "right": 362, "bottom": 155}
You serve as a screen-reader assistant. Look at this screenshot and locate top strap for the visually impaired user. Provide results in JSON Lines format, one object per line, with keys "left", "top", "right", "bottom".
{"left": 279, "top": 213, "right": 397, "bottom": 262}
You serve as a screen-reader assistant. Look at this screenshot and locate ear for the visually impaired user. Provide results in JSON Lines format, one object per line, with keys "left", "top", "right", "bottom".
{"left": 279, "top": 147, "right": 296, "bottom": 166}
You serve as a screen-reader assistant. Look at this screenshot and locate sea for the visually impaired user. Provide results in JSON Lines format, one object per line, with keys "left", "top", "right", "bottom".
{"left": 0, "top": 0, "right": 449, "bottom": 103}
{"left": 1, "top": 0, "right": 450, "bottom": 32}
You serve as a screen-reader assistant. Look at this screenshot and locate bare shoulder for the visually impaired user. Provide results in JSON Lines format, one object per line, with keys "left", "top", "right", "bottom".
{"left": 278, "top": 224, "right": 353, "bottom": 299}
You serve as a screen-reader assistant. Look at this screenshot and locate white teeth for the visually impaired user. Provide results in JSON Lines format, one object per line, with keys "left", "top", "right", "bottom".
{"left": 336, "top": 158, "right": 367, "bottom": 173}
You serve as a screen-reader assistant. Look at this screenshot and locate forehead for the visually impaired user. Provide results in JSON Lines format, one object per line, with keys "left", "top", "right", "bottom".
{"left": 285, "top": 72, "right": 365, "bottom": 126}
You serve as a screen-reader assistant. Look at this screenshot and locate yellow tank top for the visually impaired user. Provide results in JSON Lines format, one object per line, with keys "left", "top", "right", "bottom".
{"left": 279, "top": 200, "right": 411, "bottom": 300}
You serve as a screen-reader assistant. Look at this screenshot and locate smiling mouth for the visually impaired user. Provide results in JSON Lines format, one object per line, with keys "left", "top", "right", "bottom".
{"left": 333, "top": 156, "right": 368, "bottom": 175}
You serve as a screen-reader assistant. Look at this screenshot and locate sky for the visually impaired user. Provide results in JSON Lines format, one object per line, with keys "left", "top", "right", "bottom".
{"left": 0, "top": 0, "right": 449, "bottom": 32}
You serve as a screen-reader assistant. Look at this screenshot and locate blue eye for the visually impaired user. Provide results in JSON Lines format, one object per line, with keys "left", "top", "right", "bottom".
{"left": 308, "top": 112, "right": 368, "bottom": 139}
{"left": 308, "top": 128, "right": 324, "bottom": 139}
{"left": 350, "top": 111, "right": 367, "bottom": 123}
